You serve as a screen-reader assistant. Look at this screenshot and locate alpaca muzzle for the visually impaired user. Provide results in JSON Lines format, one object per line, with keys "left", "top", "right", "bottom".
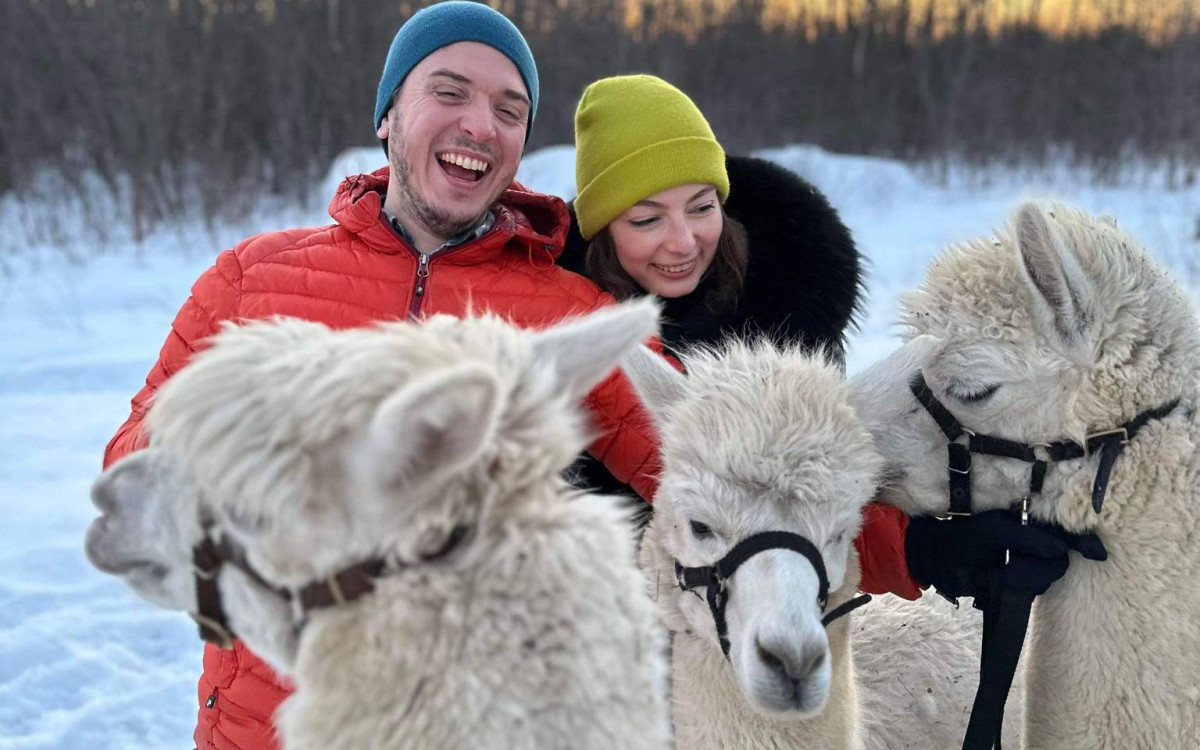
{"left": 674, "top": 531, "right": 871, "bottom": 660}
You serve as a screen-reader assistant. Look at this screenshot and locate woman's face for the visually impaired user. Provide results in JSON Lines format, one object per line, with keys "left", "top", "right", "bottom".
{"left": 606, "top": 183, "right": 723, "bottom": 298}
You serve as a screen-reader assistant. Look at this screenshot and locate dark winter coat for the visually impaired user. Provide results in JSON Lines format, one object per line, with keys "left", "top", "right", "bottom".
{"left": 560, "top": 155, "right": 921, "bottom": 601}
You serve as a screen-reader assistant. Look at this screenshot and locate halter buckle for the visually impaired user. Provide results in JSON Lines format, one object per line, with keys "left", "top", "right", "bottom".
{"left": 1085, "top": 426, "right": 1129, "bottom": 446}
{"left": 194, "top": 563, "right": 221, "bottom": 581}
{"left": 325, "top": 574, "right": 347, "bottom": 606}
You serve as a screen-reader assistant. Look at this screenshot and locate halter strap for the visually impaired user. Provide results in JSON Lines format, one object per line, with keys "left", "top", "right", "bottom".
{"left": 189, "top": 523, "right": 471, "bottom": 648}
{"left": 674, "top": 530, "right": 868, "bottom": 658}
{"left": 909, "top": 372, "right": 1179, "bottom": 515}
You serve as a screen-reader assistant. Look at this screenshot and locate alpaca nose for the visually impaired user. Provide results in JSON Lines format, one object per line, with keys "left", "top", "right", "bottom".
{"left": 755, "top": 634, "right": 828, "bottom": 686}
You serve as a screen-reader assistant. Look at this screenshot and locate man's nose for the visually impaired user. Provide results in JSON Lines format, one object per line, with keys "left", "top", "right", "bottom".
{"left": 458, "top": 100, "right": 497, "bottom": 143}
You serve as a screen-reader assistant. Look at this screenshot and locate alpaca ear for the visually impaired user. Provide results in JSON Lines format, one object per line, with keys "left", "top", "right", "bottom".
{"left": 369, "top": 364, "right": 501, "bottom": 490}
{"left": 1013, "top": 202, "right": 1095, "bottom": 350}
{"left": 530, "top": 297, "right": 662, "bottom": 401}
{"left": 621, "top": 344, "right": 686, "bottom": 422}
{"left": 86, "top": 448, "right": 201, "bottom": 611}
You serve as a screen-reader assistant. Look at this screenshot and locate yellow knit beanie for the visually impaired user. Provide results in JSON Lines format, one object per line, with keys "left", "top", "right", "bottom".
{"left": 574, "top": 75, "right": 729, "bottom": 240}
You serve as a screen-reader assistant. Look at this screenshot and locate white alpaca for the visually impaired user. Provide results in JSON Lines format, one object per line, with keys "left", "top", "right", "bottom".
{"left": 86, "top": 302, "right": 672, "bottom": 750}
{"left": 622, "top": 340, "right": 883, "bottom": 749}
{"left": 852, "top": 590, "right": 1023, "bottom": 749}
{"left": 850, "top": 202, "right": 1200, "bottom": 748}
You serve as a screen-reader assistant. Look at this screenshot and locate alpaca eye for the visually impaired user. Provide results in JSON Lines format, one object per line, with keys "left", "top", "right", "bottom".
{"left": 689, "top": 520, "right": 713, "bottom": 539}
{"left": 950, "top": 383, "right": 1000, "bottom": 404}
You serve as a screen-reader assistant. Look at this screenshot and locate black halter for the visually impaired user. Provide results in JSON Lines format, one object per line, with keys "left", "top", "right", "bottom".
{"left": 909, "top": 371, "right": 1178, "bottom": 750}
{"left": 674, "top": 531, "right": 872, "bottom": 659}
{"left": 909, "top": 372, "right": 1179, "bottom": 517}
{"left": 190, "top": 524, "right": 469, "bottom": 649}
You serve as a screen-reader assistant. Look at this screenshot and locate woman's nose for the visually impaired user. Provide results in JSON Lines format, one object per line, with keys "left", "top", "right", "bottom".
{"left": 661, "top": 217, "right": 694, "bottom": 255}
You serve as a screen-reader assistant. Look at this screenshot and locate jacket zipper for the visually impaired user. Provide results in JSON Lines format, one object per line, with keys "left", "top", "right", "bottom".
{"left": 403, "top": 237, "right": 492, "bottom": 319}
{"left": 410, "top": 252, "right": 430, "bottom": 317}
{"left": 381, "top": 215, "right": 504, "bottom": 318}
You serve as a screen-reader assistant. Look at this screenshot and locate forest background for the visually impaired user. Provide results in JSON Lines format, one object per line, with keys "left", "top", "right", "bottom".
{"left": 2, "top": 0, "right": 1198, "bottom": 247}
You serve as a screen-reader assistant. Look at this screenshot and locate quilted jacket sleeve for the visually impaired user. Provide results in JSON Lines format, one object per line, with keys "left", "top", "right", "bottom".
{"left": 103, "top": 249, "right": 244, "bottom": 467}
{"left": 582, "top": 366, "right": 663, "bottom": 503}
{"left": 855, "top": 502, "right": 922, "bottom": 600}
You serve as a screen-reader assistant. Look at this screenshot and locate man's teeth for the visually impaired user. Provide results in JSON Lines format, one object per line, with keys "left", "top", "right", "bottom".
{"left": 438, "top": 153, "right": 489, "bottom": 173}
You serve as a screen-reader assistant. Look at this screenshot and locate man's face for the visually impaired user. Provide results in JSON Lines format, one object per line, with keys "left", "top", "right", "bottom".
{"left": 377, "top": 42, "right": 530, "bottom": 241}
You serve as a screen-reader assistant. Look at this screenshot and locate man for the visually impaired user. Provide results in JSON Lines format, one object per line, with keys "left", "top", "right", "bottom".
{"left": 104, "top": 4, "right": 667, "bottom": 748}
{"left": 105, "top": 4, "right": 1092, "bottom": 749}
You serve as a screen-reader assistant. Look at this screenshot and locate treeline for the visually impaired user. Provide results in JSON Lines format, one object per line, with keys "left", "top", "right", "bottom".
{"left": 2, "top": 0, "right": 1198, "bottom": 232}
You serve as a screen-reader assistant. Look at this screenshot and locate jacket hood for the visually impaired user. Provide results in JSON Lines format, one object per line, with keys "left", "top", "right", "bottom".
{"left": 329, "top": 167, "right": 570, "bottom": 259}
{"left": 721, "top": 154, "right": 863, "bottom": 349}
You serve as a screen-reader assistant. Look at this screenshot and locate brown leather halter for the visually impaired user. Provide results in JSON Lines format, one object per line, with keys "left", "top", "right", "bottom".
{"left": 190, "top": 524, "right": 469, "bottom": 648}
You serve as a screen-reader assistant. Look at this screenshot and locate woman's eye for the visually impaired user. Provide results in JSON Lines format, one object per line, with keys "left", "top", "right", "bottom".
{"left": 689, "top": 203, "right": 716, "bottom": 215}
{"left": 629, "top": 216, "right": 658, "bottom": 228}
{"left": 689, "top": 520, "right": 713, "bottom": 539}
{"left": 950, "top": 383, "right": 1000, "bottom": 403}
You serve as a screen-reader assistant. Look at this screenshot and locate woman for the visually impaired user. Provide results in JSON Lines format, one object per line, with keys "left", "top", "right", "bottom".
{"left": 561, "top": 74, "right": 1089, "bottom": 604}
{"left": 563, "top": 75, "right": 860, "bottom": 358}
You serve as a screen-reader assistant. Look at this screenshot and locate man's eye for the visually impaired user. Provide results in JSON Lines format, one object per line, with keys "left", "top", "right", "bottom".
{"left": 689, "top": 520, "right": 713, "bottom": 539}
{"left": 436, "top": 90, "right": 464, "bottom": 101}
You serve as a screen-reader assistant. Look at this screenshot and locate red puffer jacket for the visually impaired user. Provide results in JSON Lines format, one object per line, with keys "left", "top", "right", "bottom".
{"left": 104, "top": 169, "right": 918, "bottom": 750}
{"left": 104, "top": 170, "right": 665, "bottom": 750}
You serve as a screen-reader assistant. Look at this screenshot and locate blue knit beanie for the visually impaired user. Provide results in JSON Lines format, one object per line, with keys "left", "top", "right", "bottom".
{"left": 374, "top": 1, "right": 539, "bottom": 142}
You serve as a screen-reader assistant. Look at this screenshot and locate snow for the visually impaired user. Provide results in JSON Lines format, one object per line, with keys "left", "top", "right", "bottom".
{"left": 2, "top": 145, "right": 1197, "bottom": 748}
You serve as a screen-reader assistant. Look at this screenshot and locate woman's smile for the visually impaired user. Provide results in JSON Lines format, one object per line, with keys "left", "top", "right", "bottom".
{"left": 651, "top": 258, "right": 699, "bottom": 277}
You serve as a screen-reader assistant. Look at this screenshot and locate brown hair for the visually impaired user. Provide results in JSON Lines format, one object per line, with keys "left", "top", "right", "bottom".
{"left": 584, "top": 208, "right": 749, "bottom": 313}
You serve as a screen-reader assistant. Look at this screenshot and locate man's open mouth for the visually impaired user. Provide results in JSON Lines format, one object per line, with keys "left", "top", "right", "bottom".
{"left": 437, "top": 151, "right": 491, "bottom": 182}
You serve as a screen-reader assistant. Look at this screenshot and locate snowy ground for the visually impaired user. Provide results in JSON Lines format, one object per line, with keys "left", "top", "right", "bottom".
{"left": 1, "top": 145, "right": 1197, "bottom": 748}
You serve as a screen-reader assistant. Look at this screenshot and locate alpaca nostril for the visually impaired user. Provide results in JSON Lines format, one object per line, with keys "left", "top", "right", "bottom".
{"left": 756, "top": 636, "right": 827, "bottom": 684}
{"left": 756, "top": 638, "right": 786, "bottom": 677}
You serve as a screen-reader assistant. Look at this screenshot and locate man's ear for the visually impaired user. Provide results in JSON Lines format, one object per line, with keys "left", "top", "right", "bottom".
{"left": 86, "top": 448, "right": 200, "bottom": 611}
{"left": 529, "top": 297, "right": 662, "bottom": 402}
{"left": 368, "top": 364, "right": 502, "bottom": 491}
{"left": 1013, "top": 202, "right": 1096, "bottom": 354}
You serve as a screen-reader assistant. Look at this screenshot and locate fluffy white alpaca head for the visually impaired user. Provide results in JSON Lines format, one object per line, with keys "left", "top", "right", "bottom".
{"left": 625, "top": 340, "right": 881, "bottom": 716}
{"left": 85, "top": 300, "right": 661, "bottom": 672}
{"left": 849, "top": 202, "right": 1200, "bottom": 527}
